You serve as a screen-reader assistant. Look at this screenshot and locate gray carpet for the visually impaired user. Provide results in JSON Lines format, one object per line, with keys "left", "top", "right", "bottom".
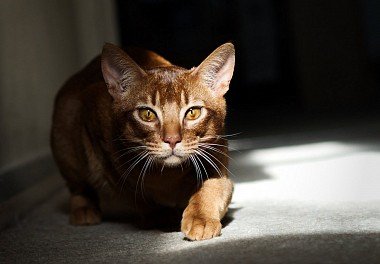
{"left": 1, "top": 137, "right": 380, "bottom": 263}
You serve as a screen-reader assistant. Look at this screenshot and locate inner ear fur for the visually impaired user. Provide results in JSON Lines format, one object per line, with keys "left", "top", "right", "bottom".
{"left": 192, "top": 43, "right": 235, "bottom": 97}
{"left": 101, "top": 43, "right": 146, "bottom": 98}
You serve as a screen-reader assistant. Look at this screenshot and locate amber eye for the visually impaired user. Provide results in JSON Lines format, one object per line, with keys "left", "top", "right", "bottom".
{"left": 138, "top": 108, "right": 157, "bottom": 122}
{"left": 185, "top": 107, "right": 202, "bottom": 120}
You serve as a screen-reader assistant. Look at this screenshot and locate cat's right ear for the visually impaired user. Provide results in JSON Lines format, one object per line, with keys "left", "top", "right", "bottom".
{"left": 101, "top": 43, "right": 146, "bottom": 99}
{"left": 192, "top": 43, "right": 235, "bottom": 97}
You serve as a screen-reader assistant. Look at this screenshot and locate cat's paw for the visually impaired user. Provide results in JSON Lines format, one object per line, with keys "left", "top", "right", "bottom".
{"left": 181, "top": 215, "right": 222, "bottom": 241}
{"left": 70, "top": 207, "right": 102, "bottom": 226}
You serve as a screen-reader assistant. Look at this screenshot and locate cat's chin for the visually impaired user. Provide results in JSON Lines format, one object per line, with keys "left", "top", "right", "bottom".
{"left": 163, "top": 155, "right": 183, "bottom": 167}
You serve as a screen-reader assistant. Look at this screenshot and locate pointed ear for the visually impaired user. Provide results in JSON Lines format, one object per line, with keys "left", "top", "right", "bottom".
{"left": 192, "top": 43, "right": 235, "bottom": 97}
{"left": 101, "top": 43, "right": 146, "bottom": 99}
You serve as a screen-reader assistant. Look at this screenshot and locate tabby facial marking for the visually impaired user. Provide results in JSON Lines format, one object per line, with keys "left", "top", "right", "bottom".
{"left": 101, "top": 43, "right": 235, "bottom": 167}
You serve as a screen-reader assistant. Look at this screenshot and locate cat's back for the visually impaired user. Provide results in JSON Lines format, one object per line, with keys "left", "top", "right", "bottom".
{"left": 51, "top": 55, "right": 103, "bottom": 136}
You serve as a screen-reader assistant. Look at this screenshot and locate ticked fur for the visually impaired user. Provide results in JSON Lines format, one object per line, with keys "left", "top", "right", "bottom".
{"left": 51, "top": 43, "right": 235, "bottom": 240}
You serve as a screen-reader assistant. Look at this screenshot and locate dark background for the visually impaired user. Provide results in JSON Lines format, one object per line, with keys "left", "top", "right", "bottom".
{"left": 116, "top": 0, "right": 380, "bottom": 136}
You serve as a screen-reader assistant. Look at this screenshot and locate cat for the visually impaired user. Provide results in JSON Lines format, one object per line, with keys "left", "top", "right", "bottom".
{"left": 51, "top": 42, "right": 235, "bottom": 241}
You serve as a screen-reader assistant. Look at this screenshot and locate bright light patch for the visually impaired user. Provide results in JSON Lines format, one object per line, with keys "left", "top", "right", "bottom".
{"left": 242, "top": 141, "right": 361, "bottom": 166}
{"left": 232, "top": 141, "right": 380, "bottom": 203}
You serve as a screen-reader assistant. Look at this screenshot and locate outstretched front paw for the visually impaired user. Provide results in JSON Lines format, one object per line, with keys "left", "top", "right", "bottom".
{"left": 181, "top": 214, "right": 222, "bottom": 241}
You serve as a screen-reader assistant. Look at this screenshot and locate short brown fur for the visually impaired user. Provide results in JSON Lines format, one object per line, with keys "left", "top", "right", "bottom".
{"left": 51, "top": 43, "right": 235, "bottom": 240}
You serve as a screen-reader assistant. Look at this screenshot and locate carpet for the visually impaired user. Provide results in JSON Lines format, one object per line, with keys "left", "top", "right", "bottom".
{"left": 1, "top": 137, "right": 379, "bottom": 263}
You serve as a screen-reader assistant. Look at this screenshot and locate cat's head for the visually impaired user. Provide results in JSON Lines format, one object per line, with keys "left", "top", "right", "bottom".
{"left": 101, "top": 43, "right": 235, "bottom": 166}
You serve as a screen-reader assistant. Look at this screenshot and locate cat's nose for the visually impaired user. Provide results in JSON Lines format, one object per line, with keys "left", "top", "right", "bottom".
{"left": 164, "top": 134, "right": 182, "bottom": 149}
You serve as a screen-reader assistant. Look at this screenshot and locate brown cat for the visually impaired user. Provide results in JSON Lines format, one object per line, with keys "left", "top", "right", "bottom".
{"left": 51, "top": 42, "right": 235, "bottom": 241}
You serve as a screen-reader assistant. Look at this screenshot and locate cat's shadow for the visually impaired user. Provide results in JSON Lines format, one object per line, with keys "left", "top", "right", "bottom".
{"left": 57, "top": 200, "right": 240, "bottom": 233}
{"left": 222, "top": 207, "right": 240, "bottom": 228}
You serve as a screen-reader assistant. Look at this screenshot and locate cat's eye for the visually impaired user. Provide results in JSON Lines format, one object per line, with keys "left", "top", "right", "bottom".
{"left": 185, "top": 107, "right": 202, "bottom": 120}
{"left": 138, "top": 108, "right": 157, "bottom": 122}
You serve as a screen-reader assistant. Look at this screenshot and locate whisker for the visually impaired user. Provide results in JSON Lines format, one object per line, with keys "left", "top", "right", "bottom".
{"left": 161, "top": 163, "right": 165, "bottom": 174}
{"left": 113, "top": 137, "right": 144, "bottom": 144}
{"left": 116, "top": 150, "right": 147, "bottom": 171}
{"left": 200, "top": 132, "right": 241, "bottom": 141}
{"left": 111, "top": 134, "right": 124, "bottom": 142}
{"left": 118, "top": 151, "right": 149, "bottom": 192}
{"left": 194, "top": 150, "right": 223, "bottom": 179}
{"left": 194, "top": 154, "right": 209, "bottom": 181}
{"left": 216, "top": 132, "right": 242, "bottom": 138}
{"left": 113, "top": 145, "right": 146, "bottom": 154}
{"left": 199, "top": 142, "right": 228, "bottom": 148}
{"left": 113, "top": 146, "right": 147, "bottom": 161}
{"left": 189, "top": 154, "right": 202, "bottom": 189}
{"left": 198, "top": 144, "right": 235, "bottom": 162}
{"left": 144, "top": 157, "right": 154, "bottom": 191}
{"left": 195, "top": 155, "right": 204, "bottom": 188}
{"left": 198, "top": 148, "right": 236, "bottom": 178}
{"left": 199, "top": 142, "right": 240, "bottom": 152}
{"left": 136, "top": 155, "right": 152, "bottom": 204}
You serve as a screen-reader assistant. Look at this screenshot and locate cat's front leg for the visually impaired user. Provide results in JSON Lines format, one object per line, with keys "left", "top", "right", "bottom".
{"left": 69, "top": 193, "right": 101, "bottom": 225}
{"left": 181, "top": 177, "right": 233, "bottom": 241}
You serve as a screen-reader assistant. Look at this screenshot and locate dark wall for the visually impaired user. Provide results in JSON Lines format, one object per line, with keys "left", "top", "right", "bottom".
{"left": 116, "top": 0, "right": 380, "bottom": 130}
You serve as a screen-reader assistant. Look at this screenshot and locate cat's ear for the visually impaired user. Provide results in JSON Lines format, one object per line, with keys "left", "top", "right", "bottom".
{"left": 101, "top": 43, "right": 146, "bottom": 99}
{"left": 192, "top": 43, "right": 235, "bottom": 97}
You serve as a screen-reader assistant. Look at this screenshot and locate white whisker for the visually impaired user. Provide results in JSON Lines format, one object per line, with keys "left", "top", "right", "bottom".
{"left": 194, "top": 150, "right": 223, "bottom": 178}
{"left": 198, "top": 143, "right": 235, "bottom": 161}
{"left": 200, "top": 132, "right": 241, "bottom": 141}
{"left": 118, "top": 151, "right": 149, "bottom": 192}
{"left": 216, "top": 132, "right": 242, "bottom": 138}
{"left": 198, "top": 148, "right": 236, "bottom": 177}
{"left": 189, "top": 154, "right": 202, "bottom": 189}
{"left": 194, "top": 154, "right": 209, "bottom": 181}
{"left": 136, "top": 155, "right": 153, "bottom": 204}
{"left": 116, "top": 150, "right": 147, "bottom": 171}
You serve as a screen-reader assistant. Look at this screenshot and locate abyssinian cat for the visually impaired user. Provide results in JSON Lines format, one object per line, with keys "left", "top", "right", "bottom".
{"left": 51, "top": 42, "right": 235, "bottom": 241}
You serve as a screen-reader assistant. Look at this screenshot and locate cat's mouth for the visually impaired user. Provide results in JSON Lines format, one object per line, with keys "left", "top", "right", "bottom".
{"left": 163, "top": 154, "right": 183, "bottom": 166}
{"left": 147, "top": 142, "right": 194, "bottom": 166}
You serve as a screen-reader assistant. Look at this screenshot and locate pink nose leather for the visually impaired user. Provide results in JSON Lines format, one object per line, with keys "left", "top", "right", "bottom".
{"left": 164, "top": 134, "right": 181, "bottom": 149}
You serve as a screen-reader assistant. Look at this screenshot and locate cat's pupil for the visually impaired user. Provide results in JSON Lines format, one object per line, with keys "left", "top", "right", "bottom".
{"left": 147, "top": 110, "right": 151, "bottom": 117}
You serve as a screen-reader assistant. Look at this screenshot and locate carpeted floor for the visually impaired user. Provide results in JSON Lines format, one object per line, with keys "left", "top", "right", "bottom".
{"left": 1, "top": 135, "right": 380, "bottom": 263}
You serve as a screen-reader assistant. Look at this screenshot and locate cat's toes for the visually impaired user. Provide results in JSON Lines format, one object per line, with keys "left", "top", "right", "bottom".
{"left": 181, "top": 216, "right": 222, "bottom": 241}
{"left": 70, "top": 207, "right": 102, "bottom": 226}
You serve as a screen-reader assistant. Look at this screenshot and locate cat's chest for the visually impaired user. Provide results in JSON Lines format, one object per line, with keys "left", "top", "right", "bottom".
{"left": 144, "top": 170, "right": 193, "bottom": 208}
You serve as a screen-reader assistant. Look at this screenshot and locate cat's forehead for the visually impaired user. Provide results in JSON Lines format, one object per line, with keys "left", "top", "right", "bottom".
{"left": 147, "top": 66, "right": 187, "bottom": 82}
{"left": 143, "top": 66, "right": 194, "bottom": 105}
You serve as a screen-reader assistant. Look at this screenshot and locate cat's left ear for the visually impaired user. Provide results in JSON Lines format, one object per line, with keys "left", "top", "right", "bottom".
{"left": 192, "top": 43, "right": 235, "bottom": 97}
{"left": 101, "top": 43, "right": 146, "bottom": 99}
